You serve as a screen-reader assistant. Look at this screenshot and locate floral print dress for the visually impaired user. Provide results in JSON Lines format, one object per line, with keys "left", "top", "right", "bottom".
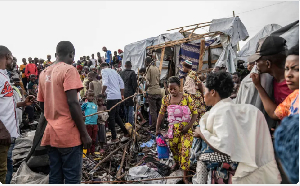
{"left": 159, "top": 93, "right": 198, "bottom": 170}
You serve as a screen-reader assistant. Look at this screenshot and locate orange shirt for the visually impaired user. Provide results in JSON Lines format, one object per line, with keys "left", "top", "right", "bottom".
{"left": 275, "top": 89, "right": 299, "bottom": 120}
{"left": 37, "top": 62, "right": 83, "bottom": 148}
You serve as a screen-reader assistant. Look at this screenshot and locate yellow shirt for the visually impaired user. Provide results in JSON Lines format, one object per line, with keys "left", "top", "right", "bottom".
{"left": 20, "top": 64, "right": 26, "bottom": 78}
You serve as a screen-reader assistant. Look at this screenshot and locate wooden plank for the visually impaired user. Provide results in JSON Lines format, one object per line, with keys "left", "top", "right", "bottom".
{"left": 167, "top": 21, "right": 212, "bottom": 31}
{"left": 202, "top": 59, "right": 218, "bottom": 64}
{"left": 180, "top": 24, "right": 211, "bottom": 33}
{"left": 197, "top": 39, "right": 206, "bottom": 72}
{"left": 147, "top": 32, "right": 220, "bottom": 50}
{"left": 159, "top": 47, "right": 165, "bottom": 73}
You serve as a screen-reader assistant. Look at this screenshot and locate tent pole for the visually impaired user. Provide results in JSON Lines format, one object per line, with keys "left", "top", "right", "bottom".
{"left": 197, "top": 39, "right": 206, "bottom": 72}
{"left": 159, "top": 47, "right": 165, "bottom": 73}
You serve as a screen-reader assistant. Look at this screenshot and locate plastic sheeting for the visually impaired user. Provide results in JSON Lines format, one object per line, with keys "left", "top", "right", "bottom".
{"left": 11, "top": 162, "right": 49, "bottom": 184}
{"left": 271, "top": 20, "right": 299, "bottom": 50}
{"left": 209, "top": 17, "right": 249, "bottom": 47}
{"left": 237, "top": 24, "right": 282, "bottom": 63}
{"left": 210, "top": 17, "right": 249, "bottom": 73}
{"left": 122, "top": 32, "right": 184, "bottom": 73}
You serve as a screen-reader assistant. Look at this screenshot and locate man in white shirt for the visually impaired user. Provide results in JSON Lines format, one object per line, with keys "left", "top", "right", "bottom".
{"left": 91, "top": 54, "right": 97, "bottom": 67}
{"left": 100, "top": 63, "right": 129, "bottom": 144}
{"left": 0, "top": 46, "right": 34, "bottom": 184}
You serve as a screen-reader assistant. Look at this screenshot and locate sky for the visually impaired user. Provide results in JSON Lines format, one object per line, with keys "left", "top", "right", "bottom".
{"left": 0, "top": 1, "right": 298, "bottom": 65}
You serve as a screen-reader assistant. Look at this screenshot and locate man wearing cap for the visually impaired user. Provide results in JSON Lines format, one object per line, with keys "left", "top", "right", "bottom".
{"left": 250, "top": 36, "right": 293, "bottom": 125}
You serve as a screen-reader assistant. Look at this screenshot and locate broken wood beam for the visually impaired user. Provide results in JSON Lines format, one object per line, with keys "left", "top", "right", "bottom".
{"left": 88, "top": 140, "right": 131, "bottom": 175}
{"left": 116, "top": 143, "right": 129, "bottom": 178}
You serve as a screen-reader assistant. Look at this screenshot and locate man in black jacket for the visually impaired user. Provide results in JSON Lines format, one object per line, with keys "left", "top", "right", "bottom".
{"left": 120, "top": 61, "right": 138, "bottom": 125}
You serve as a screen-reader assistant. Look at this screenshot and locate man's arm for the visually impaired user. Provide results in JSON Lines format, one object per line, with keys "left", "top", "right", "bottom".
{"left": 66, "top": 89, "right": 92, "bottom": 149}
{"left": 118, "top": 74, "right": 125, "bottom": 99}
{"left": 101, "top": 70, "right": 108, "bottom": 96}
{"left": 251, "top": 73, "right": 279, "bottom": 120}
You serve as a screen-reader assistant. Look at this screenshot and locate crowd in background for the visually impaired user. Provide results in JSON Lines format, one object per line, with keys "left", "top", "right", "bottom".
{"left": 0, "top": 35, "right": 298, "bottom": 184}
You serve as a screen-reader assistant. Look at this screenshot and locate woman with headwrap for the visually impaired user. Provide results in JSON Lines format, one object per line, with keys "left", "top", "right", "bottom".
{"left": 182, "top": 60, "right": 206, "bottom": 126}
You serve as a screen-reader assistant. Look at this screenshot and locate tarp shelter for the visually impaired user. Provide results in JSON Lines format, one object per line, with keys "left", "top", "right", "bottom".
{"left": 122, "top": 16, "right": 249, "bottom": 82}
{"left": 237, "top": 24, "right": 282, "bottom": 64}
{"left": 209, "top": 17, "right": 249, "bottom": 73}
{"left": 122, "top": 32, "right": 184, "bottom": 73}
{"left": 270, "top": 20, "right": 299, "bottom": 50}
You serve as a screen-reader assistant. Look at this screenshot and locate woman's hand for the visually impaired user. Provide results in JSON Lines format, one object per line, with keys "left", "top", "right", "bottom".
{"left": 180, "top": 125, "right": 190, "bottom": 134}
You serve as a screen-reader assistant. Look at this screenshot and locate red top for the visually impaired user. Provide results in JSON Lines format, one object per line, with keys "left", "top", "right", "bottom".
{"left": 273, "top": 79, "right": 293, "bottom": 105}
{"left": 25, "top": 63, "right": 38, "bottom": 78}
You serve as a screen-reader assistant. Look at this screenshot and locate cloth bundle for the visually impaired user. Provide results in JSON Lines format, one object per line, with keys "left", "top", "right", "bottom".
{"left": 156, "top": 134, "right": 169, "bottom": 159}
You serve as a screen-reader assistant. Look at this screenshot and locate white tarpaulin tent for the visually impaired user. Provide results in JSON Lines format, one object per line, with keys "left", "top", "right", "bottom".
{"left": 237, "top": 24, "right": 282, "bottom": 63}
{"left": 237, "top": 20, "right": 299, "bottom": 64}
{"left": 209, "top": 17, "right": 249, "bottom": 73}
{"left": 270, "top": 20, "right": 299, "bottom": 50}
{"left": 122, "top": 32, "right": 184, "bottom": 73}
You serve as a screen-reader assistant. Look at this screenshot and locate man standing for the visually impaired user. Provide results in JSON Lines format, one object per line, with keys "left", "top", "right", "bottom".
{"left": 25, "top": 57, "right": 38, "bottom": 80}
{"left": 102, "top": 47, "right": 112, "bottom": 66}
{"left": 37, "top": 41, "right": 92, "bottom": 184}
{"left": 0, "top": 46, "right": 34, "bottom": 184}
{"left": 145, "top": 57, "right": 162, "bottom": 130}
{"left": 120, "top": 61, "right": 138, "bottom": 125}
{"left": 20, "top": 58, "right": 27, "bottom": 91}
{"left": 44, "top": 55, "right": 52, "bottom": 67}
{"left": 91, "top": 54, "right": 97, "bottom": 67}
{"left": 101, "top": 63, "right": 129, "bottom": 144}
{"left": 250, "top": 36, "right": 293, "bottom": 130}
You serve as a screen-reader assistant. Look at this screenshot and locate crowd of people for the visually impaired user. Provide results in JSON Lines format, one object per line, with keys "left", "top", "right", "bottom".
{"left": 0, "top": 35, "right": 298, "bottom": 184}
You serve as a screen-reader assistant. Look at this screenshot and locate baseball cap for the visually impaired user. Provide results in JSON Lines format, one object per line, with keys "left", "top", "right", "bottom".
{"left": 248, "top": 36, "right": 287, "bottom": 63}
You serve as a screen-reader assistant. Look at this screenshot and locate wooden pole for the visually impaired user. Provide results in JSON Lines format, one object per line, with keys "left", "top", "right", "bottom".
{"left": 116, "top": 143, "right": 129, "bottom": 178}
{"left": 159, "top": 47, "right": 165, "bottom": 73}
{"left": 197, "top": 39, "right": 206, "bottom": 72}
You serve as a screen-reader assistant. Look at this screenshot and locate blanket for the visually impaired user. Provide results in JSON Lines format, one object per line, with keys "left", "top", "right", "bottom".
{"left": 199, "top": 98, "right": 281, "bottom": 184}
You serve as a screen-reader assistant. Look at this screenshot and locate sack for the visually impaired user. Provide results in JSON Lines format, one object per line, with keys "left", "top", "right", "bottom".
{"left": 11, "top": 162, "right": 49, "bottom": 184}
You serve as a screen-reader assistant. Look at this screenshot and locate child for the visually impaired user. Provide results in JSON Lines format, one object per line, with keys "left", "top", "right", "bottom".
{"left": 96, "top": 94, "right": 108, "bottom": 154}
{"left": 81, "top": 91, "right": 98, "bottom": 156}
{"left": 27, "top": 74, "right": 38, "bottom": 97}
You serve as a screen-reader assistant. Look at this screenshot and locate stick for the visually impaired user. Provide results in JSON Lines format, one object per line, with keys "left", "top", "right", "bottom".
{"left": 82, "top": 175, "right": 194, "bottom": 184}
{"left": 88, "top": 140, "right": 131, "bottom": 175}
{"left": 116, "top": 143, "right": 129, "bottom": 178}
{"left": 83, "top": 94, "right": 137, "bottom": 118}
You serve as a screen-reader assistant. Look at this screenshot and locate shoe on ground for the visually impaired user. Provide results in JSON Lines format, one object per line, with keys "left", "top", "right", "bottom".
{"left": 121, "top": 136, "right": 129, "bottom": 142}
{"left": 107, "top": 139, "right": 120, "bottom": 145}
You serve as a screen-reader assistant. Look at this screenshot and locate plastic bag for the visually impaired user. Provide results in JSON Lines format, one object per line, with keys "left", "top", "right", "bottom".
{"left": 11, "top": 162, "right": 49, "bottom": 184}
